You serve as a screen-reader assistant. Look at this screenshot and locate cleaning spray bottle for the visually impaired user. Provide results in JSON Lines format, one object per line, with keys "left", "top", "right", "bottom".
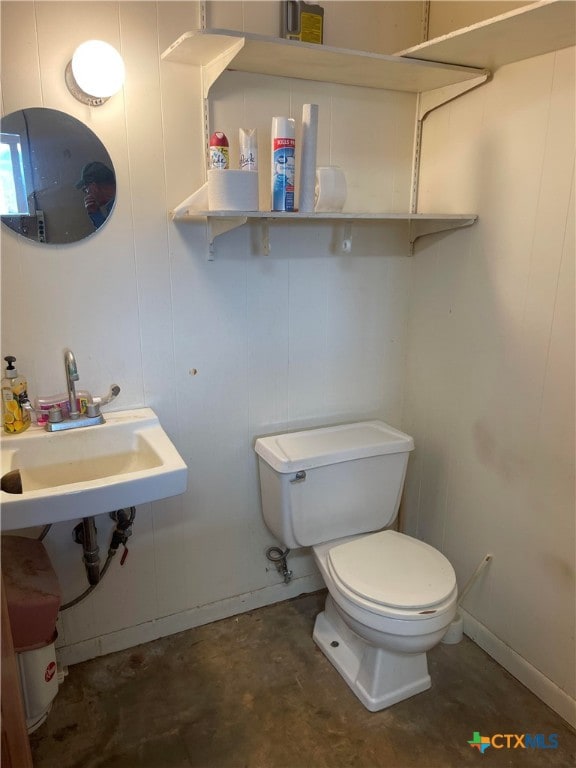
{"left": 271, "top": 117, "right": 296, "bottom": 211}
{"left": 2, "top": 356, "right": 31, "bottom": 434}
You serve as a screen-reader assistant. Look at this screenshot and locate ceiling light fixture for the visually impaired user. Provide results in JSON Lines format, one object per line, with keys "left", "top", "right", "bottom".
{"left": 65, "top": 40, "right": 125, "bottom": 107}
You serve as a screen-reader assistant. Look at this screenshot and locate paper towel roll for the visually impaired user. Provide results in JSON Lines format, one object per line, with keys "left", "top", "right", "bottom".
{"left": 315, "top": 167, "right": 347, "bottom": 212}
{"left": 299, "top": 104, "right": 319, "bottom": 212}
{"left": 208, "top": 169, "right": 259, "bottom": 211}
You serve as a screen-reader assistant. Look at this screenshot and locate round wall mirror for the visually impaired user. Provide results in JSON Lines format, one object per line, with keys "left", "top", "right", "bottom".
{"left": 1, "top": 107, "right": 116, "bottom": 244}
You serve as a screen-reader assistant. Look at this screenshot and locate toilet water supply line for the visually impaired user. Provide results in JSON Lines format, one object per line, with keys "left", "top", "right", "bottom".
{"left": 266, "top": 546, "right": 293, "bottom": 583}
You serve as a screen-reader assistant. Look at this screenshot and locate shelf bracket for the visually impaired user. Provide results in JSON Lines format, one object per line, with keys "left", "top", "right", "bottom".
{"left": 201, "top": 37, "right": 245, "bottom": 99}
{"left": 417, "top": 72, "right": 490, "bottom": 121}
{"left": 408, "top": 216, "right": 477, "bottom": 253}
{"left": 200, "top": 37, "right": 245, "bottom": 176}
{"left": 207, "top": 216, "right": 247, "bottom": 260}
{"left": 248, "top": 219, "right": 271, "bottom": 255}
{"left": 410, "top": 72, "right": 490, "bottom": 213}
{"left": 260, "top": 220, "right": 270, "bottom": 256}
{"left": 341, "top": 222, "right": 353, "bottom": 253}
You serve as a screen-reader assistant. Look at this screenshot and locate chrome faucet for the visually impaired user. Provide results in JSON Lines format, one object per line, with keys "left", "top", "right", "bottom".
{"left": 44, "top": 349, "right": 121, "bottom": 432}
{"left": 64, "top": 348, "right": 80, "bottom": 419}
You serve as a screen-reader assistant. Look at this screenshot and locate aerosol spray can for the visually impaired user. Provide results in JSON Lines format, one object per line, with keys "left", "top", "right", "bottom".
{"left": 209, "top": 132, "right": 229, "bottom": 169}
{"left": 271, "top": 117, "right": 295, "bottom": 211}
{"left": 239, "top": 128, "right": 258, "bottom": 171}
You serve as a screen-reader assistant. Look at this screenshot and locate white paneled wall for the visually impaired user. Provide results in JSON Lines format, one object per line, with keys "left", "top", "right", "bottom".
{"left": 206, "top": 0, "right": 424, "bottom": 54}
{"left": 403, "top": 46, "right": 575, "bottom": 724}
{"left": 1, "top": 2, "right": 416, "bottom": 663}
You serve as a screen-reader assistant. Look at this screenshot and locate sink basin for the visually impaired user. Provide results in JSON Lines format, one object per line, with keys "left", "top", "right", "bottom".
{"left": 1, "top": 408, "right": 187, "bottom": 530}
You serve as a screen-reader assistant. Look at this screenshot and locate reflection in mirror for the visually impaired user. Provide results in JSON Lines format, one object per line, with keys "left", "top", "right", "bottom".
{"left": 0, "top": 108, "right": 116, "bottom": 244}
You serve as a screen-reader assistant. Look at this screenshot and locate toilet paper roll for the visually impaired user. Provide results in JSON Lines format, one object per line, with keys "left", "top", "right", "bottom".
{"left": 314, "top": 167, "right": 347, "bottom": 212}
{"left": 299, "top": 104, "right": 319, "bottom": 212}
{"left": 208, "top": 169, "right": 259, "bottom": 211}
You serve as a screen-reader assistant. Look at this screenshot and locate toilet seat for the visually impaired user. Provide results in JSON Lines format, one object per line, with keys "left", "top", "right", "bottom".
{"left": 326, "top": 530, "right": 457, "bottom": 618}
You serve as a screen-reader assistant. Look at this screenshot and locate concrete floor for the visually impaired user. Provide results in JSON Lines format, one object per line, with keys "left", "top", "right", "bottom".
{"left": 30, "top": 591, "right": 575, "bottom": 768}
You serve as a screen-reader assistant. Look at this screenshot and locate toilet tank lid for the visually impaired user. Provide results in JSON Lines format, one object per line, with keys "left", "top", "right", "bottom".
{"left": 254, "top": 420, "right": 414, "bottom": 473}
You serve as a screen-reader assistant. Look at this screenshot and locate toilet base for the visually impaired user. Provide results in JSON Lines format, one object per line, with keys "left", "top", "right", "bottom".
{"left": 313, "top": 596, "right": 431, "bottom": 712}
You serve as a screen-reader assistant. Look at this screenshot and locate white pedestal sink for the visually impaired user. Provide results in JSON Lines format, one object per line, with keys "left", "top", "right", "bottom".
{"left": 0, "top": 408, "right": 187, "bottom": 530}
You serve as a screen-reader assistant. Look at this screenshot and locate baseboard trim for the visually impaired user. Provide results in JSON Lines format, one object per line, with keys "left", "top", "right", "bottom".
{"left": 461, "top": 609, "right": 576, "bottom": 728}
{"left": 56, "top": 573, "right": 324, "bottom": 667}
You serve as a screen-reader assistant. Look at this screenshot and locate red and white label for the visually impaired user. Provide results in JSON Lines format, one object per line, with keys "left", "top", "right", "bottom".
{"left": 45, "top": 661, "right": 56, "bottom": 682}
{"left": 273, "top": 138, "right": 295, "bottom": 150}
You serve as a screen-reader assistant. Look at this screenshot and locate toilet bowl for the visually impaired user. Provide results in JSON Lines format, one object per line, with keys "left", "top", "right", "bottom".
{"left": 254, "top": 420, "right": 458, "bottom": 711}
{"left": 311, "top": 530, "right": 457, "bottom": 710}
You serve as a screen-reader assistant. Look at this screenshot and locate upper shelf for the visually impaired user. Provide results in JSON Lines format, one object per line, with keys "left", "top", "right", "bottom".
{"left": 397, "top": 0, "right": 575, "bottom": 70}
{"left": 161, "top": 1, "right": 574, "bottom": 96}
{"left": 161, "top": 28, "right": 488, "bottom": 95}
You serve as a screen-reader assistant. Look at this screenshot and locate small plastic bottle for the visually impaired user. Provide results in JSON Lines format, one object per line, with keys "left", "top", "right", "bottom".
{"left": 2, "top": 356, "right": 31, "bottom": 434}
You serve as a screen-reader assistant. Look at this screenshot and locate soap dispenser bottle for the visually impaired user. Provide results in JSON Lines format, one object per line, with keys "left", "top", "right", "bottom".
{"left": 2, "top": 356, "right": 31, "bottom": 433}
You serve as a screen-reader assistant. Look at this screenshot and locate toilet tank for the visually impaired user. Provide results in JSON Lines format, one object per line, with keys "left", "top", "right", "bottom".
{"left": 254, "top": 421, "right": 414, "bottom": 549}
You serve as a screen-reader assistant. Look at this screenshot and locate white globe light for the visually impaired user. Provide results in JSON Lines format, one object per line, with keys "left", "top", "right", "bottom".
{"left": 71, "top": 40, "right": 125, "bottom": 98}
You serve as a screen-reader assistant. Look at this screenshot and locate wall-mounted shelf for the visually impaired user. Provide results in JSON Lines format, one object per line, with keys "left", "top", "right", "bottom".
{"left": 162, "top": 29, "right": 482, "bottom": 259}
{"left": 396, "top": 0, "right": 575, "bottom": 70}
{"left": 163, "top": 0, "right": 573, "bottom": 260}
{"left": 161, "top": 0, "right": 574, "bottom": 97}
{"left": 162, "top": 0, "right": 575, "bottom": 259}
{"left": 170, "top": 209, "right": 478, "bottom": 259}
{"left": 161, "top": 28, "right": 488, "bottom": 98}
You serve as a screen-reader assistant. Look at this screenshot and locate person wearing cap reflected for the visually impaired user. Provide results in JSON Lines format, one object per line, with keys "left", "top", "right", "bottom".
{"left": 76, "top": 161, "right": 116, "bottom": 229}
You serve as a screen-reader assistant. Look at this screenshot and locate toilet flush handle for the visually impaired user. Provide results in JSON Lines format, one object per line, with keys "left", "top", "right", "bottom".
{"left": 290, "top": 471, "right": 306, "bottom": 483}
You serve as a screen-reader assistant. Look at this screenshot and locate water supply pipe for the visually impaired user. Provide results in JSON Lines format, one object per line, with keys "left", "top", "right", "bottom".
{"left": 61, "top": 508, "right": 136, "bottom": 611}
{"left": 266, "top": 546, "right": 293, "bottom": 584}
{"left": 80, "top": 517, "right": 101, "bottom": 585}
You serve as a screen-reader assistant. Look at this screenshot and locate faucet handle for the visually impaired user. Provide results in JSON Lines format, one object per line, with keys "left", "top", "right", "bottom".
{"left": 86, "top": 402, "right": 102, "bottom": 418}
{"left": 92, "top": 384, "right": 120, "bottom": 407}
{"left": 48, "top": 405, "right": 64, "bottom": 423}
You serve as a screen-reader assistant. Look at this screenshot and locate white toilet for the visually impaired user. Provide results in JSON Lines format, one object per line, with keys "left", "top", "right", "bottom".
{"left": 255, "top": 420, "right": 457, "bottom": 712}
